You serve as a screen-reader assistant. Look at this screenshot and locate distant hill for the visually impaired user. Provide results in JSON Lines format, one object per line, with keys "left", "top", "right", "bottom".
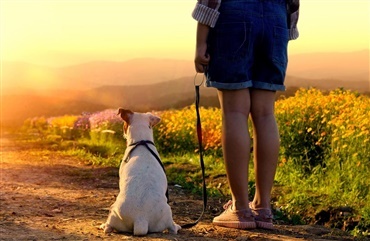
{"left": 285, "top": 76, "right": 368, "bottom": 92}
{"left": 1, "top": 50, "right": 369, "bottom": 127}
{"left": 78, "top": 76, "right": 217, "bottom": 110}
{"left": 60, "top": 59, "right": 195, "bottom": 87}
{"left": 1, "top": 77, "right": 217, "bottom": 127}
{"left": 2, "top": 75, "right": 368, "bottom": 128}
{"left": 287, "top": 50, "right": 369, "bottom": 83}
{"left": 1, "top": 94, "right": 108, "bottom": 127}
{"left": 2, "top": 59, "right": 195, "bottom": 93}
{"left": 2, "top": 62, "right": 67, "bottom": 91}
{"left": 2, "top": 50, "right": 369, "bottom": 94}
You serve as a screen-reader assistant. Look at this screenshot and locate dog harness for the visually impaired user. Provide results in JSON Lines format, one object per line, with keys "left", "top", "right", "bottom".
{"left": 123, "top": 140, "right": 169, "bottom": 201}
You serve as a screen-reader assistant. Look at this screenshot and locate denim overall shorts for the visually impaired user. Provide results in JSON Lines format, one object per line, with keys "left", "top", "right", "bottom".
{"left": 206, "top": 0, "right": 289, "bottom": 91}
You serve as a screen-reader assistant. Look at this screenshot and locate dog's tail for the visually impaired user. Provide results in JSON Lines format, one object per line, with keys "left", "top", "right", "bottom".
{"left": 133, "top": 218, "right": 148, "bottom": 236}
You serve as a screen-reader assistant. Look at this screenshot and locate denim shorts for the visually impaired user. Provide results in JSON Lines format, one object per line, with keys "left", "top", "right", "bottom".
{"left": 205, "top": 0, "right": 289, "bottom": 91}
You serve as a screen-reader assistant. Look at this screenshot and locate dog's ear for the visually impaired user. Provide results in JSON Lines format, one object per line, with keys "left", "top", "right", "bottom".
{"left": 148, "top": 114, "right": 161, "bottom": 127}
{"left": 117, "top": 108, "right": 134, "bottom": 124}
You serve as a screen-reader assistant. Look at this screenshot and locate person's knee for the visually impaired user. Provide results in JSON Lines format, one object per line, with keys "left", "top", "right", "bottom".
{"left": 218, "top": 89, "right": 251, "bottom": 117}
{"left": 251, "top": 106, "right": 274, "bottom": 119}
{"left": 250, "top": 89, "right": 276, "bottom": 119}
{"left": 223, "top": 110, "right": 250, "bottom": 122}
{"left": 250, "top": 110, "right": 276, "bottom": 128}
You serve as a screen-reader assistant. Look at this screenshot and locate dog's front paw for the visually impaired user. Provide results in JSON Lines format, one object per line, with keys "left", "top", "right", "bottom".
{"left": 100, "top": 223, "right": 113, "bottom": 233}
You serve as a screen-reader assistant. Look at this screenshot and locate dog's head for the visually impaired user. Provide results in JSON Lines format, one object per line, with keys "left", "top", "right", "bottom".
{"left": 118, "top": 108, "right": 161, "bottom": 142}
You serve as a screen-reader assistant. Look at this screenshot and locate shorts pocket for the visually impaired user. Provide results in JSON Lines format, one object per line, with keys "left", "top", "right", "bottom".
{"left": 214, "top": 22, "right": 250, "bottom": 59}
{"left": 272, "top": 26, "right": 289, "bottom": 66}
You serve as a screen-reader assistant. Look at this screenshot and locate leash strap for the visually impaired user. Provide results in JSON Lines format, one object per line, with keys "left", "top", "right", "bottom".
{"left": 181, "top": 74, "right": 207, "bottom": 229}
{"left": 126, "top": 140, "right": 169, "bottom": 202}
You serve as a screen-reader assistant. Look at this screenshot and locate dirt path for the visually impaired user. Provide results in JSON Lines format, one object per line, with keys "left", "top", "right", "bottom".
{"left": 0, "top": 135, "right": 360, "bottom": 241}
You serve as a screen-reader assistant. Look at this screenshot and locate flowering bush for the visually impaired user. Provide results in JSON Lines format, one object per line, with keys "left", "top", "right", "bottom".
{"left": 22, "top": 116, "right": 48, "bottom": 132}
{"left": 276, "top": 88, "right": 370, "bottom": 172}
{"left": 73, "top": 112, "right": 91, "bottom": 138}
{"left": 154, "top": 107, "right": 197, "bottom": 154}
{"left": 47, "top": 115, "right": 80, "bottom": 140}
{"left": 154, "top": 106, "right": 222, "bottom": 156}
{"left": 88, "top": 109, "right": 123, "bottom": 142}
{"left": 275, "top": 88, "right": 370, "bottom": 232}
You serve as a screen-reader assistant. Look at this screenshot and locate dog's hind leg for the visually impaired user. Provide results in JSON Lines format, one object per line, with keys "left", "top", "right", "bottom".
{"left": 133, "top": 218, "right": 148, "bottom": 236}
{"left": 100, "top": 222, "right": 113, "bottom": 233}
{"left": 168, "top": 222, "right": 181, "bottom": 234}
{"left": 102, "top": 209, "right": 130, "bottom": 233}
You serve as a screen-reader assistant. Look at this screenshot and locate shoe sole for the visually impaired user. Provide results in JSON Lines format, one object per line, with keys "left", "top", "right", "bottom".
{"left": 213, "top": 221, "right": 256, "bottom": 229}
{"left": 256, "top": 220, "right": 274, "bottom": 230}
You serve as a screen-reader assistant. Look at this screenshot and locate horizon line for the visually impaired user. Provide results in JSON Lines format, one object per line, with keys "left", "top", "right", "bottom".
{"left": 2, "top": 49, "right": 369, "bottom": 68}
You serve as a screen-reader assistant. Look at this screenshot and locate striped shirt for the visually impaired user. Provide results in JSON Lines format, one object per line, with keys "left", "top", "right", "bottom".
{"left": 192, "top": 0, "right": 299, "bottom": 40}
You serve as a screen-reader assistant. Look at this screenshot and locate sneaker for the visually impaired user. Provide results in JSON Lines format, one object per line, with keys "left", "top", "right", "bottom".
{"left": 213, "top": 200, "right": 256, "bottom": 229}
{"left": 249, "top": 203, "right": 274, "bottom": 230}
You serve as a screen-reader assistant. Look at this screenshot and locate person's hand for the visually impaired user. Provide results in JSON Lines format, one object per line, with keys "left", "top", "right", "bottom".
{"left": 194, "top": 42, "right": 210, "bottom": 73}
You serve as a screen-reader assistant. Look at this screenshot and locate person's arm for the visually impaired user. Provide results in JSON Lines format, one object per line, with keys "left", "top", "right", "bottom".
{"left": 192, "top": 0, "right": 221, "bottom": 72}
{"left": 287, "top": 0, "right": 299, "bottom": 40}
{"left": 195, "top": 23, "right": 210, "bottom": 73}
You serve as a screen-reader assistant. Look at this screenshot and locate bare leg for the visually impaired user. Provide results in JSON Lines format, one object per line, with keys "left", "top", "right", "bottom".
{"left": 250, "top": 89, "right": 279, "bottom": 209}
{"left": 217, "top": 88, "right": 251, "bottom": 210}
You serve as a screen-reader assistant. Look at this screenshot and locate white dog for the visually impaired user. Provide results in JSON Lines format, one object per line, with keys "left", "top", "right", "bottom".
{"left": 100, "top": 108, "right": 181, "bottom": 236}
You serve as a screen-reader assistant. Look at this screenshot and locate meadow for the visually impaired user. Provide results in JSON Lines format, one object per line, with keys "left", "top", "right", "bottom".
{"left": 21, "top": 88, "right": 370, "bottom": 237}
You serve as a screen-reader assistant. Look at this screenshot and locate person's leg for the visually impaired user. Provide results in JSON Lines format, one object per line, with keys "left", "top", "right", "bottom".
{"left": 217, "top": 88, "right": 251, "bottom": 210}
{"left": 212, "top": 88, "right": 256, "bottom": 229}
{"left": 250, "top": 89, "right": 279, "bottom": 209}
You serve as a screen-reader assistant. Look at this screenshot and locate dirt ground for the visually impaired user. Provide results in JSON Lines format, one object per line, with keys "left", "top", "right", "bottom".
{"left": 0, "top": 135, "right": 364, "bottom": 241}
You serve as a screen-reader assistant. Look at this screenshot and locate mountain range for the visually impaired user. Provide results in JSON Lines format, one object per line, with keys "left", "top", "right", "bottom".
{"left": 1, "top": 50, "right": 369, "bottom": 127}
{"left": 2, "top": 59, "right": 195, "bottom": 92}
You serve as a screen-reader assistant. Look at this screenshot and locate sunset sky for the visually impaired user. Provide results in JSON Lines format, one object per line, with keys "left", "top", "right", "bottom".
{"left": 1, "top": 0, "right": 369, "bottom": 67}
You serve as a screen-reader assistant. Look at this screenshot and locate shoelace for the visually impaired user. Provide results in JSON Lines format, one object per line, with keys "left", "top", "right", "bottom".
{"left": 222, "top": 200, "right": 255, "bottom": 219}
{"left": 251, "top": 208, "right": 273, "bottom": 219}
{"left": 223, "top": 200, "right": 233, "bottom": 210}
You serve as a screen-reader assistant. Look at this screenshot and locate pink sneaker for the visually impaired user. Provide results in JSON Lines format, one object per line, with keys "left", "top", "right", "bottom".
{"left": 213, "top": 200, "right": 256, "bottom": 229}
{"left": 249, "top": 203, "right": 274, "bottom": 230}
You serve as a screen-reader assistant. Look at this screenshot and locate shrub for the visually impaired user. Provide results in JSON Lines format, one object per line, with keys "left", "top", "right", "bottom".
{"left": 88, "top": 109, "right": 124, "bottom": 143}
